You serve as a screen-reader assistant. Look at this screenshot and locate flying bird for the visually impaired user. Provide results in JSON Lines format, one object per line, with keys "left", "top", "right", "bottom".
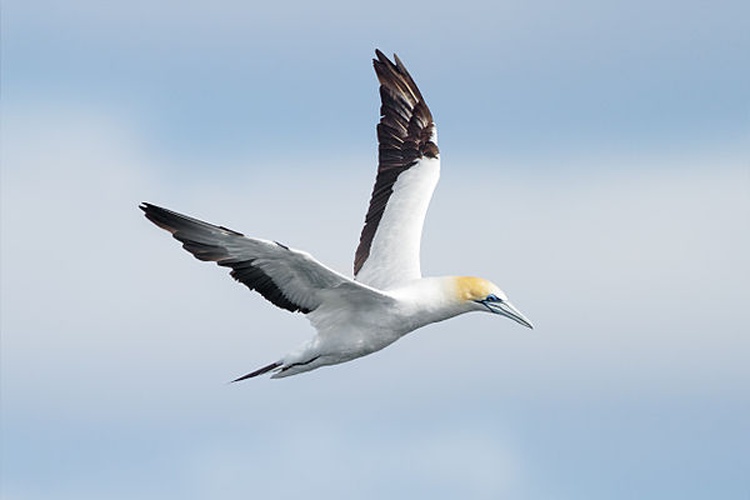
{"left": 140, "top": 49, "right": 533, "bottom": 380}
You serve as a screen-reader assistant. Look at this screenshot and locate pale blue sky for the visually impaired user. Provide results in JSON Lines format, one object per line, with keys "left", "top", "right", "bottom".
{"left": 2, "top": 0, "right": 749, "bottom": 498}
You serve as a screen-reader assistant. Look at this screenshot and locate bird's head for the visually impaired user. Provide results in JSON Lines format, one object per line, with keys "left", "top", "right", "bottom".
{"left": 455, "top": 276, "right": 533, "bottom": 329}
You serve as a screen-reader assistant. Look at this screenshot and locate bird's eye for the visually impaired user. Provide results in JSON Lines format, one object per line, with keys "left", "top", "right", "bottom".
{"left": 487, "top": 294, "right": 501, "bottom": 302}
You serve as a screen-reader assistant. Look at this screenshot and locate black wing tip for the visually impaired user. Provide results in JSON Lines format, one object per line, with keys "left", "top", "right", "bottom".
{"left": 139, "top": 201, "right": 180, "bottom": 233}
{"left": 373, "top": 49, "right": 400, "bottom": 72}
{"left": 140, "top": 201, "right": 169, "bottom": 213}
{"left": 373, "top": 49, "right": 404, "bottom": 68}
{"left": 139, "top": 202, "right": 177, "bottom": 224}
{"left": 139, "top": 202, "right": 183, "bottom": 219}
{"left": 139, "top": 202, "right": 245, "bottom": 237}
{"left": 372, "top": 49, "right": 425, "bottom": 102}
{"left": 371, "top": 49, "right": 435, "bottom": 141}
{"left": 372, "top": 50, "right": 397, "bottom": 76}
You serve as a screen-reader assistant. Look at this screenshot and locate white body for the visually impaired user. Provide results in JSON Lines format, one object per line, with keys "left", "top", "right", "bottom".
{"left": 286, "top": 277, "right": 469, "bottom": 377}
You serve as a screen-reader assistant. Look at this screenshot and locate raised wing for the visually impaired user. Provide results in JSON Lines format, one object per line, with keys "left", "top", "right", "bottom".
{"left": 141, "top": 203, "right": 363, "bottom": 314}
{"left": 354, "top": 50, "right": 440, "bottom": 290}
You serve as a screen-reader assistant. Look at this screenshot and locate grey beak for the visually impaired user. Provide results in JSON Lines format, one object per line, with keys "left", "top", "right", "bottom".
{"left": 485, "top": 300, "right": 534, "bottom": 329}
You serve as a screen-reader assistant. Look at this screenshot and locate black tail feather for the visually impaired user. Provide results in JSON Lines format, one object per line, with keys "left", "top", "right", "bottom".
{"left": 231, "top": 361, "right": 282, "bottom": 382}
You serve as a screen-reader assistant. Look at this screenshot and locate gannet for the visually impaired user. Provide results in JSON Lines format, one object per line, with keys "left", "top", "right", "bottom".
{"left": 140, "top": 49, "right": 533, "bottom": 380}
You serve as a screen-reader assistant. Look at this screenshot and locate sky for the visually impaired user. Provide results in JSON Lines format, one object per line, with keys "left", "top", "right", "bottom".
{"left": 1, "top": 0, "right": 749, "bottom": 498}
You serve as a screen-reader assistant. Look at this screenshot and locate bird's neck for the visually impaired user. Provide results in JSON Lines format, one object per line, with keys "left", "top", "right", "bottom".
{"left": 391, "top": 276, "right": 472, "bottom": 328}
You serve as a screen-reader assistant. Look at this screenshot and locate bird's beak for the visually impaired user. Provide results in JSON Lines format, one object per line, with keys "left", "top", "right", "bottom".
{"left": 483, "top": 300, "right": 534, "bottom": 329}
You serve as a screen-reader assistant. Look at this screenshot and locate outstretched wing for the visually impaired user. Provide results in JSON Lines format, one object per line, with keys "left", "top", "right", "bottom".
{"left": 354, "top": 50, "right": 440, "bottom": 291}
{"left": 141, "top": 203, "right": 368, "bottom": 314}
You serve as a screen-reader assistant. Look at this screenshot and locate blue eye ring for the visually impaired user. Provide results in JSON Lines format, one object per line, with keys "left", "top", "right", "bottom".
{"left": 486, "top": 294, "right": 501, "bottom": 302}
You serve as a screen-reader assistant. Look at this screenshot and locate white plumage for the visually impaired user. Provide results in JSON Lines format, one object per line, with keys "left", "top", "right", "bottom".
{"left": 141, "top": 50, "right": 532, "bottom": 380}
{"left": 354, "top": 156, "right": 440, "bottom": 289}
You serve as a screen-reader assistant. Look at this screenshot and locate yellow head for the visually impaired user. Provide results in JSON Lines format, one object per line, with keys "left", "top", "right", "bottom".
{"left": 453, "top": 276, "right": 533, "bottom": 329}
{"left": 454, "top": 276, "right": 505, "bottom": 302}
